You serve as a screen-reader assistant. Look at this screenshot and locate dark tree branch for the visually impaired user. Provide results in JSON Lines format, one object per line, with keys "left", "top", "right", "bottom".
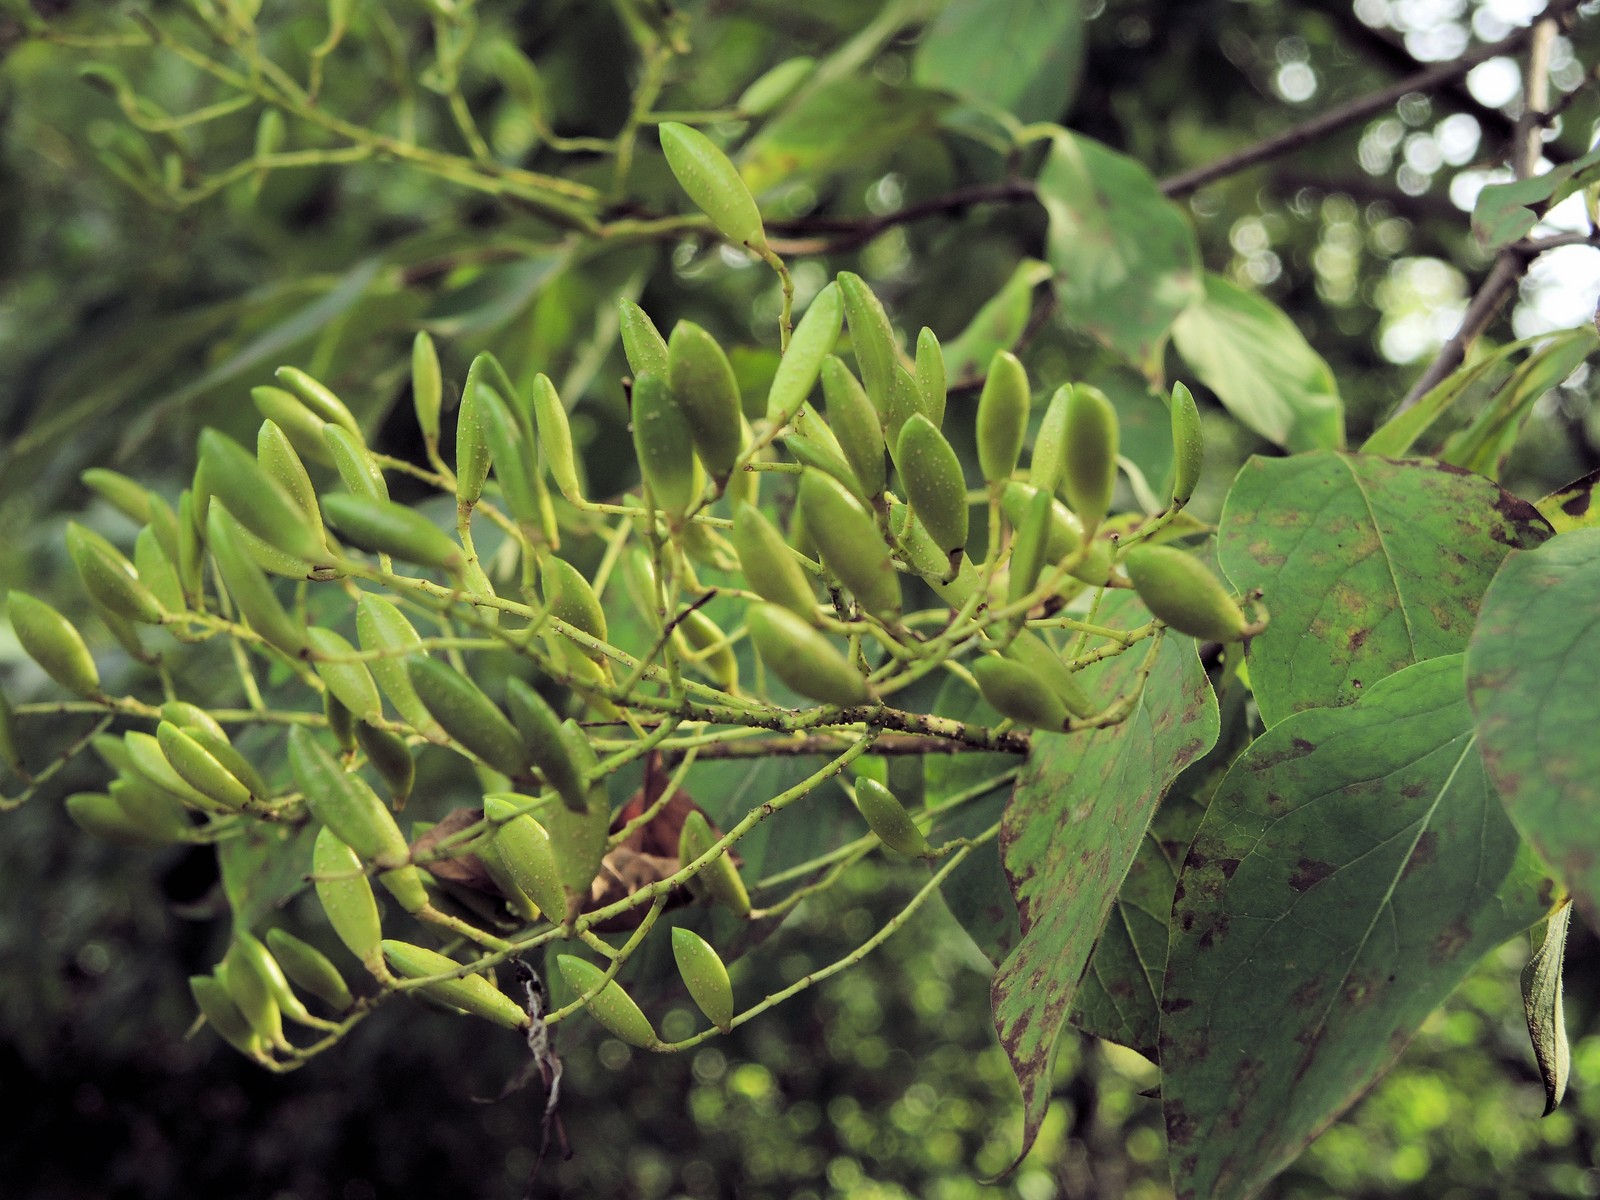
{"left": 763, "top": 180, "right": 1038, "bottom": 254}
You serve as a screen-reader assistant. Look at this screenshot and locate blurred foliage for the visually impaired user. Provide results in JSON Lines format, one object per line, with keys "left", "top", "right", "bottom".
{"left": 4, "top": 0, "right": 1600, "bottom": 1196}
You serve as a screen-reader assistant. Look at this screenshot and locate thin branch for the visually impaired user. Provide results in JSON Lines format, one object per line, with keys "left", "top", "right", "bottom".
{"left": 669, "top": 731, "right": 1028, "bottom": 762}
{"left": 764, "top": 180, "right": 1037, "bottom": 254}
{"left": 1159, "top": 6, "right": 1581, "bottom": 199}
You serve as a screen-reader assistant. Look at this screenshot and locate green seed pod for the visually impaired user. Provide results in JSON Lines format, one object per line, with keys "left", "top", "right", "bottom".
{"left": 321, "top": 494, "right": 464, "bottom": 573}
{"left": 455, "top": 366, "right": 493, "bottom": 508}
{"left": 381, "top": 940, "right": 529, "bottom": 1030}
{"left": 312, "top": 826, "right": 388, "bottom": 976}
{"left": 157, "top": 720, "right": 254, "bottom": 811}
{"left": 671, "top": 926, "right": 734, "bottom": 1032}
{"left": 198, "top": 429, "right": 328, "bottom": 564}
{"left": 306, "top": 626, "right": 382, "bottom": 724}
{"left": 66, "top": 791, "right": 178, "bottom": 846}
{"left": 998, "top": 483, "right": 1114, "bottom": 588}
{"left": 1169, "top": 381, "right": 1203, "bottom": 507}
{"left": 895, "top": 414, "right": 968, "bottom": 564}
{"left": 133, "top": 527, "right": 184, "bottom": 615}
{"left": 678, "top": 809, "right": 751, "bottom": 917}
{"left": 532, "top": 374, "right": 581, "bottom": 503}
{"left": 730, "top": 504, "right": 815, "bottom": 620}
{"left": 181, "top": 726, "right": 270, "bottom": 806}
{"left": 483, "top": 793, "right": 566, "bottom": 918}
{"left": 558, "top": 954, "right": 660, "bottom": 1048}
{"left": 220, "top": 939, "right": 289, "bottom": 1051}
{"left": 837, "top": 272, "right": 897, "bottom": 416}
{"left": 1124, "top": 545, "right": 1249, "bottom": 642}
{"left": 619, "top": 299, "right": 670, "bottom": 379}
{"left": 1003, "top": 630, "right": 1095, "bottom": 719}
{"left": 233, "top": 930, "right": 325, "bottom": 1030}
{"left": 783, "top": 432, "right": 865, "bottom": 501}
{"left": 674, "top": 607, "right": 738, "bottom": 691}
{"left": 541, "top": 555, "right": 607, "bottom": 643}
{"left": 189, "top": 973, "right": 266, "bottom": 1060}
{"left": 159, "top": 698, "right": 225, "bottom": 738}
{"left": 355, "top": 595, "right": 443, "bottom": 738}
{"left": 108, "top": 776, "right": 195, "bottom": 842}
{"left": 476, "top": 386, "right": 542, "bottom": 528}
{"left": 356, "top": 721, "right": 414, "bottom": 809}
{"left": 1007, "top": 485, "right": 1053, "bottom": 607}
{"left": 538, "top": 758, "right": 609, "bottom": 912}
{"left": 252, "top": 386, "right": 336, "bottom": 468}
{"left": 274, "top": 366, "right": 362, "bottom": 443}
{"left": 821, "top": 356, "right": 886, "bottom": 501}
{"left": 289, "top": 727, "right": 428, "bottom": 914}
{"left": 914, "top": 327, "right": 947, "bottom": 428}
{"left": 736, "top": 55, "right": 814, "bottom": 115}
{"left": 123, "top": 730, "right": 217, "bottom": 811}
{"left": 0, "top": 686, "right": 22, "bottom": 775}
{"left": 668, "top": 321, "right": 744, "bottom": 485}
{"left": 407, "top": 657, "right": 532, "bottom": 778}
{"left": 8, "top": 591, "right": 99, "bottom": 697}
{"left": 80, "top": 467, "right": 152, "bottom": 525}
{"left": 505, "top": 678, "right": 587, "bottom": 813}
{"left": 66, "top": 522, "right": 164, "bottom": 624}
{"left": 658, "top": 121, "right": 768, "bottom": 253}
{"left": 976, "top": 350, "right": 1030, "bottom": 487}
{"left": 175, "top": 490, "right": 204, "bottom": 605}
{"left": 798, "top": 470, "right": 901, "bottom": 623}
{"left": 266, "top": 927, "right": 353, "bottom": 1012}
{"left": 1030, "top": 384, "right": 1071, "bottom": 497}
{"left": 412, "top": 331, "right": 443, "bottom": 449}
{"left": 258, "top": 419, "right": 324, "bottom": 521}
{"left": 322, "top": 423, "right": 390, "bottom": 504}
{"left": 765, "top": 281, "right": 843, "bottom": 426}
{"left": 746, "top": 602, "right": 869, "bottom": 706}
{"left": 853, "top": 776, "right": 932, "bottom": 858}
{"left": 325, "top": 689, "right": 357, "bottom": 755}
{"left": 969, "top": 656, "right": 1069, "bottom": 731}
{"left": 227, "top": 515, "right": 322, "bottom": 582}
{"left": 631, "top": 370, "right": 698, "bottom": 518}
{"left": 207, "top": 507, "right": 307, "bottom": 658}
{"left": 883, "top": 499, "right": 979, "bottom": 611}
{"left": 1062, "top": 384, "right": 1119, "bottom": 535}
{"left": 881, "top": 365, "right": 926, "bottom": 450}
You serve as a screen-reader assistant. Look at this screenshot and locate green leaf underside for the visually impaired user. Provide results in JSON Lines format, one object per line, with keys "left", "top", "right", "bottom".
{"left": 1161, "top": 655, "right": 1550, "bottom": 1200}
{"left": 992, "top": 601, "right": 1218, "bottom": 1168}
{"left": 1472, "top": 144, "right": 1600, "bottom": 250}
{"left": 1172, "top": 272, "right": 1344, "bottom": 453}
{"left": 913, "top": 0, "right": 1085, "bottom": 124}
{"left": 740, "top": 79, "right": 949, "bottom": 196}
{"left": 219, "top": 823, "right": 318, "bottom": 931}
{"left": 1217, "top": 451, "right": 1551, "bottom": 728}
{"left": 1036, "top": 129, "right": 1201, "bottom": 374}
{"left": 941, "top": 258, "right": 1053, "bottom": 383}
{"left": 1467, "top": 527, "right": 1600, "bottom": 930}
{"left": 1522, "top": 900, "right": 1573, "bottom": 1116}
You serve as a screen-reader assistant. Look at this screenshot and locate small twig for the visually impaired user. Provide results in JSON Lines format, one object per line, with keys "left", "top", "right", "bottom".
{"left": 764, "top": 180, "right": 1037, "bottom": 254}
{"left": 669, "top": 731, "right": 1027, "bottom": 762}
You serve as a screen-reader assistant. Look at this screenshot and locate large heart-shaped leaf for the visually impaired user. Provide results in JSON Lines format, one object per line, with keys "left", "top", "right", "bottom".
{"left": 1172, "top": 272, "right": 1344, "bottom": 453}
{"left": 1468, "top": 528, "right": 1600, "bottom": 928}
{"left": 992, "top": 608, "right": 1218, "bottom": 1166}
{"left": 1161, "top": 655, "right": 1550, "bottom": 1200}
{"left": 1036, "top": 129, "right": 1201, "bottom": 375}
{"left": 1217, "top": 452, "right": 1550, "bottom": 727}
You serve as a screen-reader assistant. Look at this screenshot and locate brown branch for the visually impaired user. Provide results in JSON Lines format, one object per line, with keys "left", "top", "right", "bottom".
{"left": 1159, "top": 1, "right": 1585, "bottom": 198}
{"left": 667, "top": 731, "right": 1028, "bottom": 762}
{"left": 763, "top": 180, "right": 1037, "bottom": 255}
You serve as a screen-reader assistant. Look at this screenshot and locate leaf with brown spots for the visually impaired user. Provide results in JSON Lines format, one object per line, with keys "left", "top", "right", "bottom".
{"left": 991, "top": 600, "right": 1218, "bottom": 1169}
{"left": 1161, "top": 655, "right": 1547, "bottom": 1200}
{"left": 1468, "top": 528, "right": 1600, "bottom": 931}
{"left": 1218, "top": 451, "right": 1550, "bottom": 727}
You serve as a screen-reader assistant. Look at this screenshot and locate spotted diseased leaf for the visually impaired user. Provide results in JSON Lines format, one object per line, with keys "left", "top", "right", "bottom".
{"left": 1036, "top": 129, "right": 1202, "bottom": 375}
{"left": 1217, "top": 452, "right": 1551, "bottom": 727}
{"left": 991, "top": 609, "right": 1218, "bottom": 1167}
{"left": 1468, "top": 528, "right": 1600, "bottom": 931}
{"left": 1536, "top": 467, "right": 1600, "bottom": 533}
{"left": 1161, "top": 655, "right": 1550, "bottom": 1200}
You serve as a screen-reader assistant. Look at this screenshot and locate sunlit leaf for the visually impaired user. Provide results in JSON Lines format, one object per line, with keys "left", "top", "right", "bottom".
{"left": 913, "top": 0, "right": 1085, "bottom": 123}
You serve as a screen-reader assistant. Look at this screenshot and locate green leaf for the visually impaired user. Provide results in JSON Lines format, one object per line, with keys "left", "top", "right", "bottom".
{"left": 991, "top": 603, "right": 1218, "bottom": 1167}
{"left": 1472, "top": 144, "right": 1600, "bottom": 249}
{"left": 1037, "top": 129, "right": 1201, "bottom": 375}
{"left": 418, "top": 254, "right": 564, "bottom": 338}
{"left": 913, "top": 0, "right": 1085, "bottom": 123}
{"left": 1172, "top": 272, "right": 1344, "bottom": 452}
{"left": 941, "top": 258, "right": 1052, "bottom": 384}
{"left": 1522, "top": 900, "right": 1572, "bottom": 1116}
{"left": 740, "top": 78, "right": 949, "bottom": 196}
{"left": 1468, "top": 528, "right": 1600, "bottom": 931}
{"left": 1217, "top": 451, "right": 1551, "bottom": 727}
{"left": 1360, "top": 335, "right": 1535, "bottom": 458}
{"left": 1536, "top": 467, "right": 1600, "bottom": 533}
{"left": 1161, "top": 655, "right": 1550, "bottom": 1200}
{"left": 218, "top": 822, "right": 319, "bottom": 931}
